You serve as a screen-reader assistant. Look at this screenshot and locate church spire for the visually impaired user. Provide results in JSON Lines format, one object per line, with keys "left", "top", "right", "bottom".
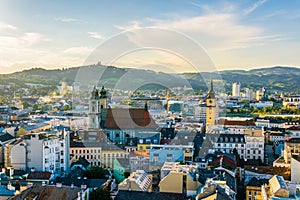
{"left": 207, "top": 80, "right": 215, "bottom": 99}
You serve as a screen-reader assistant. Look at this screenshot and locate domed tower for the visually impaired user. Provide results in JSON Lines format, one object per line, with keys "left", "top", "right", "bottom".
{"left": 89, "top": 86, "right": 101, "bottom": 129}
{"left": 206, "top": 80, "right": 217, "bottom": 127}
{"left": 99, "top": 85, "right": 107, "bottom": 109}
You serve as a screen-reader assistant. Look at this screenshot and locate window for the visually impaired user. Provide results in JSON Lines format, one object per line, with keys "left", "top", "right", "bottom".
{"left": 152, "top": 157, "right": 158, "bottom": 164}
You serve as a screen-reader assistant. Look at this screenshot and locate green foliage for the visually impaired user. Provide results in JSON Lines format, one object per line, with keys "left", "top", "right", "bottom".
{"left": 124, "top": 172, "right": 130, "bottom": 178}
{"left": 32, "top": 104, "right": 39, "bottom": 111}
{"left": 89, "top": 187, "right": 111, "bottom": 200}
{"left": 83, "top": 166, "right": 106, "bottom": 179}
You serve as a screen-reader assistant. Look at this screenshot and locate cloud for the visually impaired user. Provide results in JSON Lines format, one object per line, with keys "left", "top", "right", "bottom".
{"left": 190, "top": 2, "right": 236, "bottom": 13}
{"left": 0, "top": 22, "right": 17, "bottom": 31}
{"left": 63, "top": 46, "right": 94, "bottom": 55}
{"left": 244, "top": 0, "right": 267, "bottom": 15}
{"left": 55, "top": 17, "right": 85, "bottom": 23}
{"left": 0, "top": 32, "right": 49, "bottom": 48}
{"left": 87, "top": 32, "right": 105, "bottom": 40}
{"left": 114, "top": 21, "right": 142, "bottom": 31}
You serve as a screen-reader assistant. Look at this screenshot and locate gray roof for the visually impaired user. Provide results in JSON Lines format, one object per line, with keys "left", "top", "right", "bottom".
{"left": 115, "top": 190, "right": 189, "bottom": 200}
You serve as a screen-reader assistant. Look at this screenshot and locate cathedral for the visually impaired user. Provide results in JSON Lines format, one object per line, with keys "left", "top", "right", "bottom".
{"left": 88, "top": 86, "right": 159, "bottom": 147}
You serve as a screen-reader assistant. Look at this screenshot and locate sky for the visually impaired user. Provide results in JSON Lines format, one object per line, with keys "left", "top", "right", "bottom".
{"left": 0, "top": 0, "right": 300, "bottom": 73}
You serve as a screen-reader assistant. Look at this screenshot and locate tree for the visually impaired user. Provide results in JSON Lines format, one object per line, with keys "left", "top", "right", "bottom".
{"left": 89, "top": 187, "right": 111, "bottom": 200}
{"left": 124, "top": 172, "right": 130, "bottom": 178}
{"left": 83, "top": 166, "right": 106, "bottom": 179}
{"left": 32, "top": 104, "right": 39, "bottom": 111}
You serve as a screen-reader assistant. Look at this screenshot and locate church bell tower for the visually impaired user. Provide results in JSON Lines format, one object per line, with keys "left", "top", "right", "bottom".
{"left": 206, "top": 80, "right": 217, "bottom": 129}
{"left": 89, "top": 86, "right": 101, "bottom": 129}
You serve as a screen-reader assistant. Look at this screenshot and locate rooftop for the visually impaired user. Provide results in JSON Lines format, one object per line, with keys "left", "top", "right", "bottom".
{"left": 11, "top": 184, "right": 81, "bottom": 200}
{"left": 115, "top": 190, "right": 188, "bottom": 200}
{"left": 247, "top": 177, "right": 269, "bottom": 187}
{"left": 218, "top": 119, "right": 256, "bottom": 126}
{"left": 103, "top": 108, "right": 158, "bottom": 129}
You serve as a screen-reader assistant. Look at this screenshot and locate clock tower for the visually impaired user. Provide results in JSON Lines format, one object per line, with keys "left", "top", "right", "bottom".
{"left": 206, "top": 80, "right": 217, "bottom": 128}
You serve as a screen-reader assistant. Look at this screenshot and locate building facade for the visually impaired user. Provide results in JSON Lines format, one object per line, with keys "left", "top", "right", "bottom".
{"left": 5, "top": 131, "right": 70, "bottom": 173}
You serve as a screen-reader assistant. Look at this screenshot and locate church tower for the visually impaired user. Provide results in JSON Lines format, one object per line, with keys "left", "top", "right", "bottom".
{"left": 89, "top": 86, "right": 101, "bottom": 129}
{"left": 206, "top": 80, "right": 217, "bottom": 127}
{"left": 99, "top": 86, "right": 107, "bottom": 109}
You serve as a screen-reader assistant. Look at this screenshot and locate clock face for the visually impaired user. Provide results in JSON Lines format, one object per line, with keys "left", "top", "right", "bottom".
{"left": 209, "top": 100, "right": 212, "bottom": 104}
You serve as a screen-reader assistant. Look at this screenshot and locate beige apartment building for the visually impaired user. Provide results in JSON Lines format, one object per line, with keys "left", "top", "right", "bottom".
{"left": 159, "top": 162, "right": 201, "bottom": 197}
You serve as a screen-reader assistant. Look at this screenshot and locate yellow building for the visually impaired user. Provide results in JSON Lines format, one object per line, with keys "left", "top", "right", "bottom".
{"left": 137, "top": 143, "right": 152, "bottom": 152}
{"left": 283, "top": 137, "right": 300, "bottom": 164}
{"left": 246, "top": 177, "right": 269, "bottom": 200}
{"left": 70, "top": 139, "right": 125, "bottom": 169}
{"left": 261, "top": 175, "right": 289, "bottom": 199}
{"left": 291, "top": 155, "right": 300, "bottom": 183}
{"left": 118, "top": 170, "right": 152, "bottom": 192}
{"left": 159, "top": 162, "right": 201, "bottom": 197}
{"left": 102, "top": 148, "right": 125, "bottom": 169}
{"left": 206, "top": 80, "right": 217, "bottom": 131}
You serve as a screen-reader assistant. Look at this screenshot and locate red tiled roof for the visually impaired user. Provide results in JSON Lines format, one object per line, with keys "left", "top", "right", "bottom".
{"left": 209, "top": 155, "right": 236, "bottom": 168}
{"left": 218, "top": 119, "right": 256, "bottom": 126}
{"left": 105, "top": 108, "right": 158, "bottom": 129}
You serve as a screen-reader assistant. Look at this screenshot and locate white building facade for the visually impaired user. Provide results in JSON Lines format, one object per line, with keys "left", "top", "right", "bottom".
{"left": 5, "top": 132, "right": 70, "bottom": 173}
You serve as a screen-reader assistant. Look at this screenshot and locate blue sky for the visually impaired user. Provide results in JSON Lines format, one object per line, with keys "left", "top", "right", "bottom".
{"left": 0, "top": 0, "right": 299, "bottom": 73}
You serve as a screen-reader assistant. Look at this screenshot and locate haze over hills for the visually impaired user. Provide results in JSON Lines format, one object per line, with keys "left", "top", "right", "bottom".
{"left": 0, "top": 65, "right": 299, "bottom": 93}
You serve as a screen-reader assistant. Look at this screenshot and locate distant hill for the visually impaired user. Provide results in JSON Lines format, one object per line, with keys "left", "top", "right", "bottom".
{"left": 0, "top": 65, "right": 299, "bottom": 93}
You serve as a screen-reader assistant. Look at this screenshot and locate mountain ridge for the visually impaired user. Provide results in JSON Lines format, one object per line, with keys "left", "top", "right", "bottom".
{"left": 0, "top": 65, "right": 299, "bottom": 93}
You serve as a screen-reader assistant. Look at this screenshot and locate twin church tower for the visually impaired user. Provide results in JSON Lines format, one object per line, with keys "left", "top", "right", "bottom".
{"left": 89, "top": 86, "right": 107, "bottom": 129}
